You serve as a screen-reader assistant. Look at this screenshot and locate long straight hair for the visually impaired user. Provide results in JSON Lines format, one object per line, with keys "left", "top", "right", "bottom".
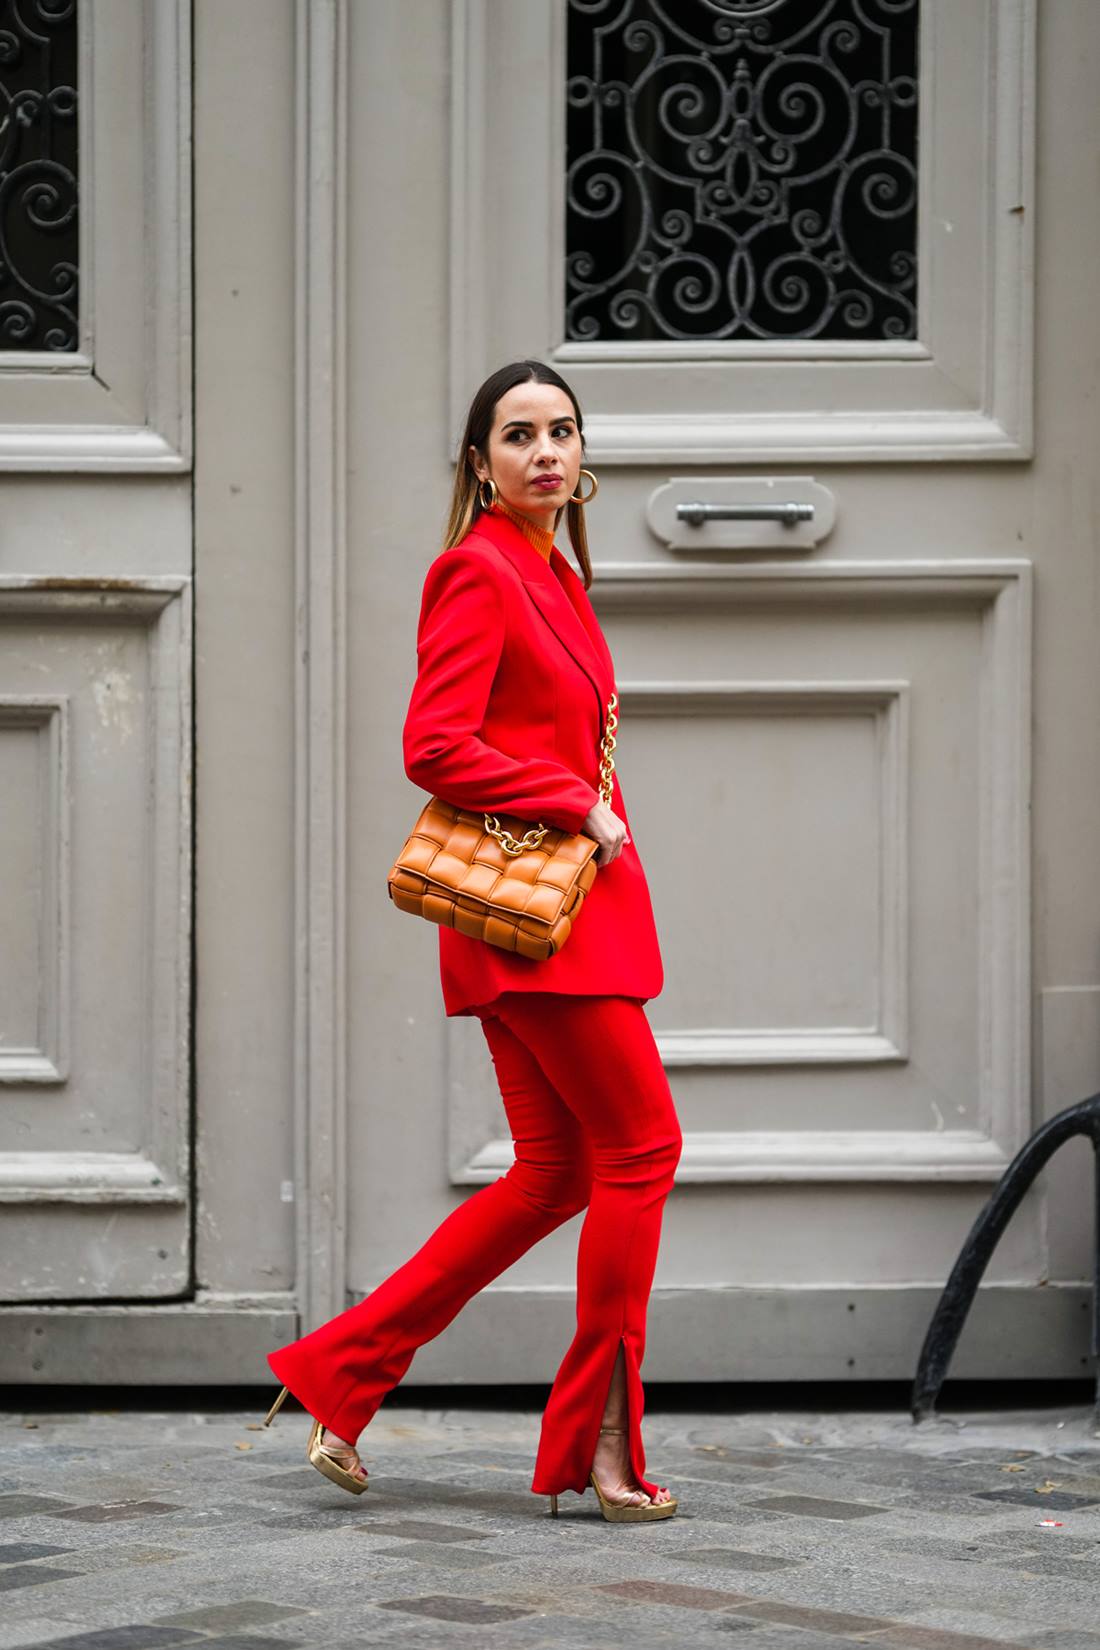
{"left": 444, "top": 359, "right": 594, "bottom": 590}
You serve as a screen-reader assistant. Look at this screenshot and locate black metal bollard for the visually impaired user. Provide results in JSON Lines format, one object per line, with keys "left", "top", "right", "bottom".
{"left": 910, "top": 1092, "right": 1100, "bottom": 1427}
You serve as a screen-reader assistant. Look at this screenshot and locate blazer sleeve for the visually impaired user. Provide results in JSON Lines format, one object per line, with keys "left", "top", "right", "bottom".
{"left": 402, "top": 547, "right": 601, "bottom": 834}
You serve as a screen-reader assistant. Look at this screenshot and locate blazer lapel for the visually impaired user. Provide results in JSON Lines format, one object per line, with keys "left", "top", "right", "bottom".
{"left": 473, "top": 511, "right": 614, "bottom": 719}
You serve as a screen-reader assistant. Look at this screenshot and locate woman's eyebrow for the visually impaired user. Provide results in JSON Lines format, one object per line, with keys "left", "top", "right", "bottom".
{"left": 502, "top": 414, "right": 576, "bottom": 430}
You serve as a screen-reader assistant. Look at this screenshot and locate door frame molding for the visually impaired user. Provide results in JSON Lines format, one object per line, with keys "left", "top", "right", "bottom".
{"left": 292, "top": 0, "right": 350, "bottom": 1330}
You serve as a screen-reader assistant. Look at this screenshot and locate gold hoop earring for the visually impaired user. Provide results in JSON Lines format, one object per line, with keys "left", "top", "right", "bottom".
{"left": 478, "top": 477, "right": 499, "bottom": 511}
{"left": 569, "top": 468, "right": 598, "bottom": 505}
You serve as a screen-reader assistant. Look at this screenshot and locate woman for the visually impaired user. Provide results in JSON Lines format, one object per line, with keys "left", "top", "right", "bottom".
{"left": 262, "top": 360, "right": 683, "bottom": 1522}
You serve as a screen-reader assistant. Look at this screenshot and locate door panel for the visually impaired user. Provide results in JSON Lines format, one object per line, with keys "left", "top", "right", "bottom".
{"left": 450, "top": 563, "right": 1029, "bottom": 1193}
{"left": 453, "top": 0, "right": 1033, "bottom": 460}
{"left": 0, "top": 1, "right": 190, "bottom": 467}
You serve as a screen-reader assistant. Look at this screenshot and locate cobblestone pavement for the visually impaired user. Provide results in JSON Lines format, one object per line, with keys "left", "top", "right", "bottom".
{"left": 1, "top": 1393, "right": 1099, "bottom": 1650}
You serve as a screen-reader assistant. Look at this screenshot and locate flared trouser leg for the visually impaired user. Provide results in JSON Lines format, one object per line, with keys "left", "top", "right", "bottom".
{"left": 484, "top": 994, "right": 682, "bottom": 1498}
{"left": 266, "top": 999, "right": 597, "bottom": 1444}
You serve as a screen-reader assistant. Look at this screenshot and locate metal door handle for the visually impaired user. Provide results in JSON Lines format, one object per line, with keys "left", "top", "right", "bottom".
{"left": 676, "top": 501, "right": 816, "bottom": 528}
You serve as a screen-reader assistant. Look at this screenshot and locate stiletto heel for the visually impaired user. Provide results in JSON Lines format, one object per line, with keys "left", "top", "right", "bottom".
{"left": 549, "top": 1493, "right": 559, "bottom": 1517}
{"left": 263, "top": 1384, "right": 289, "bottom": 1426}
{"left": 589, "top": 1425, "right": 677, "bottom": 1523}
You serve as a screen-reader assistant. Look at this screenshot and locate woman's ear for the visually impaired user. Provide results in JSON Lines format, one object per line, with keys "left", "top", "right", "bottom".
{"left": 467, "top": 443, "right": 486, "bottom": 482}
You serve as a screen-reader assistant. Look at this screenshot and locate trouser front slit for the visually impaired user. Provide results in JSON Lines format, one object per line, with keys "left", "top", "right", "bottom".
{"left": 265, "top": 991, "right": 682, "bottom": 1499}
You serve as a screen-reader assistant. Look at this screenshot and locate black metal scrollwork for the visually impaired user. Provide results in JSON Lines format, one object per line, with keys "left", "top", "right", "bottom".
{"left": 0, "top": 0, "right": 78, "bottom": 352}
{"left": 566, "top": 0, "right": 918, "bottom": 343}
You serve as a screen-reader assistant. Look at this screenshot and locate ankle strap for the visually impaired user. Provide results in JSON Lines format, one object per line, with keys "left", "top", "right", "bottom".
{"left": 598, "top": 1425, "right": 627, "bottom": 1433}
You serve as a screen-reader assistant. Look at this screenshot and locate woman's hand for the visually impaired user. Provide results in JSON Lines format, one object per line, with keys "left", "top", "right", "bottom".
{"left": 582, "top": 799, "right": 631, "bottom": 867}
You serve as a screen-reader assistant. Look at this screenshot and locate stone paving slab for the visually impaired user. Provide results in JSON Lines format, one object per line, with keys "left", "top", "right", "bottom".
{"left": 0, "top": 1397, "right": 1098, "bottom": 1649}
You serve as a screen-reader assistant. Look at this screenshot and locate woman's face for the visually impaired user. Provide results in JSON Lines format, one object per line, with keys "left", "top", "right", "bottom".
{"left": 469, "top": 382, "right": 582, "bottom": 527}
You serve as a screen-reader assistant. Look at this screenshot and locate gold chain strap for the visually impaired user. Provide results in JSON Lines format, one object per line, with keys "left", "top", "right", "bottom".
{"left": 595, "top": 690, "right": 618, "bottom": 807}
{"left": 485, "top": 691, "right": 618, "bottom": 857}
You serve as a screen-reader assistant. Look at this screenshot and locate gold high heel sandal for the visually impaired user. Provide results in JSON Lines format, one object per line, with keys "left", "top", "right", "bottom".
{"left": 262, "top": 1383, "right": 369, "bottom": 1496}
{"left": 549, "top": 1425, "right": 678, "bottom": 1522}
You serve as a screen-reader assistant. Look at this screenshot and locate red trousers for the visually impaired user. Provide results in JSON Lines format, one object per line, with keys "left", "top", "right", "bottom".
{"left": 265, "top": 992, "right": 683, "bottom": 1498}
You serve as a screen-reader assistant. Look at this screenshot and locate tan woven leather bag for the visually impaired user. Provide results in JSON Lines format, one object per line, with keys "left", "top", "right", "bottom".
{"left": 387, "top": 692, "right": 618, "bottom": 960}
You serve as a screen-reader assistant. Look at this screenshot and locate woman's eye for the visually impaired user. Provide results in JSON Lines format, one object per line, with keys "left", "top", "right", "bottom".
{"left": 507, "top": 429, "right": 577, "bottom": 442}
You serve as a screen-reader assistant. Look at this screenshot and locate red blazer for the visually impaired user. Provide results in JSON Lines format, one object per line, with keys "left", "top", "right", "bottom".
{"left": 402, "top": 507, "right": 664, "bottom": 1017}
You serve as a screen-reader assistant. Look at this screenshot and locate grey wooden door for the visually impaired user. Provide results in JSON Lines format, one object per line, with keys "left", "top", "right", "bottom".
{"left": 0, "top": 2, "right": 192, "bottom": 1305}
{"left": 342, "top": 0, "right": 1097, "bottom": 1383}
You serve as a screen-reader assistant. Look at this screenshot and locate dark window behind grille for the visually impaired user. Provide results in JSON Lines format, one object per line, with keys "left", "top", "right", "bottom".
{"left": 565, "top": 0, "right": 918, "bottom": 344}
{"left": 0, "top": 0, "right": 78, "bottom": 352}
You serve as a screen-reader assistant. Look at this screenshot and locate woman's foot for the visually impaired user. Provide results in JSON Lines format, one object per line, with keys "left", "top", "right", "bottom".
{"left": 318, "top": 1427, "right": 368, "bottom": 1484}
{"left": 592, "top": 1423, "right": 673, "bottom": 1507}
{"left": 594, "top": 1345, "right": 674, "bottom": 1508}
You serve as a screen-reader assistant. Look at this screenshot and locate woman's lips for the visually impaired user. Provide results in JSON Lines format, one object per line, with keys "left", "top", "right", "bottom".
{"left": 531, "top": 476, "right": 563, "bottom": 489}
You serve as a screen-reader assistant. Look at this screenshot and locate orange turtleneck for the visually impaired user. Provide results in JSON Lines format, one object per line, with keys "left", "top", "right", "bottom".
{"left": 490, "top": 498, "right": 555, "bottom": 562}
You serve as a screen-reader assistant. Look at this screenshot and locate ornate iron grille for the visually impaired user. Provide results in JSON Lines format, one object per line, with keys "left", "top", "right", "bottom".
{"left": 0, "top": 0, "right": 78, "bottom": 352}
{"left": 565, "top": 0, "right": 918, "bottom": 343}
